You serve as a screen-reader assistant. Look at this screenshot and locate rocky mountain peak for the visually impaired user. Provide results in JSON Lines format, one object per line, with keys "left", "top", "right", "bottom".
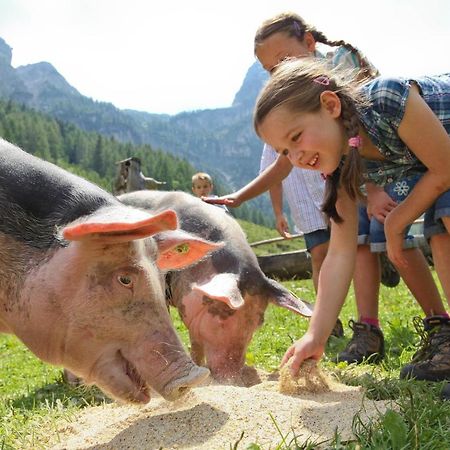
{"left": 0, "top": 37, "right": 13, "bottom": 66}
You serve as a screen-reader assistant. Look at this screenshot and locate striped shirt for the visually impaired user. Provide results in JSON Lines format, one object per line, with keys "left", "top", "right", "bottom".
{"left": 359, "top": 73, "right": 450, "bottom": 185}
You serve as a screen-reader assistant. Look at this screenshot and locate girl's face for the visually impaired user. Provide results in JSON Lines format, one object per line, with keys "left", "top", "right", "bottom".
{"left": 255, "top": 31, "right": 315, "bottom": 73}
{"left": 257, "top": 94, "right": 347, "bottom": 175}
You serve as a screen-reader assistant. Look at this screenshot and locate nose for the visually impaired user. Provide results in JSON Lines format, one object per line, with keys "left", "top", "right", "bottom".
{"left": 288, "top": 149, "right": 305, "bottom": 165}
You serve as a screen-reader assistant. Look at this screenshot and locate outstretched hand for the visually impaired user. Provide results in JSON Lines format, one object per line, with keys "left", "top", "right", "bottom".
{"left": 202, "top": 195, "right": 242, "bottom": 208}
{"left": 280, "top": 332, "right": 325, "bottom": 377}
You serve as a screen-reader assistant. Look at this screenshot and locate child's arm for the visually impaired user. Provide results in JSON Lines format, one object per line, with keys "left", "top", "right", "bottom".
{"left": 281, "top": 187, "right": 358, "bottom": 374}
{"left": 202, "top": 155, "right": 293, "bottom": 207}
{"left": 269, "top": 183, "right": 291, "bottom": 238}
{"left": 384, "top": 85, "right": 450, "bottom": 266}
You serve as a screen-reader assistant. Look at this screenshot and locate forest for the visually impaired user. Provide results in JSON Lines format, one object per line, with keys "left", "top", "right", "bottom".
{"left": 0, "top": 99, "right": 273, "bottom": 226}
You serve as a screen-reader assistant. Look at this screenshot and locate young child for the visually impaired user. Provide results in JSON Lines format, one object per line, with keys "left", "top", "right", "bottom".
{"left": 192, "top": 172, "right": 228, "bottom": 211}
{"left": 254, "top": 12, "right": 377, "bottom": 297}
{"left": 253, "top": 59, "right": 450, "bottom": 381}
{"left": 192, "top": 172, "right": 214, "bottom": 198}
{"left": 208, "top": 59, "right": 450, "bottom": 383}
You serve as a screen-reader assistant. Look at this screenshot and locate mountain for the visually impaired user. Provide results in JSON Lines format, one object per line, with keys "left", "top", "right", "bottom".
{"left": 0, "top": 37, "right": 270, "bottom": 195}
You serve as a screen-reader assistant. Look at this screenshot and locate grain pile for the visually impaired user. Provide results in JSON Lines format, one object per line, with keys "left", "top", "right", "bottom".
{"left": 279, "top": 359, "right": 330, "bottom": 395}
{"left": 49, "top": 368, "right": 392, "bottom": 450}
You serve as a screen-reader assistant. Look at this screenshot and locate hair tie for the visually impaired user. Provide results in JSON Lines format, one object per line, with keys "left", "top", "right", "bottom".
{"left": 313, "top": 75, "right": 330, "bottom": 86}
{"left": 348, "top": 136, "right": 362, "bottom": 148}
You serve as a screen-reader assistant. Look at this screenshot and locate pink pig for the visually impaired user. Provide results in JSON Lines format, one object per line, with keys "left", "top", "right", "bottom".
{"left": 120, "top": 190, "right": 313, "bottom": 384}
{"left": 0, "top": 139, "right": 221, "bottom": 403}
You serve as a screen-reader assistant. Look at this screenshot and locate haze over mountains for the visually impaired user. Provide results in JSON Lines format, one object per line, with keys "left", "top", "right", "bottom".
{"left": 0, "top": 36, "right": 269, "bottom": 193}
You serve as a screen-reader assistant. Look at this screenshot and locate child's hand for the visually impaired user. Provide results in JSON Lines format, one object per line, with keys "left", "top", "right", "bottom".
{"left": 202, "top": 195, "right": 241, "bottom": 207}
{"left": 275, "top": 214, "right": 292, "bottom": 238}
{"left": 280, "top": 332, "right": 325, "bottom": 377}
{"left": 384, "top": 214, "right": 408, "bottom": 268}
{"left": 366, "top": 189, "right": 397, "bottom": 223}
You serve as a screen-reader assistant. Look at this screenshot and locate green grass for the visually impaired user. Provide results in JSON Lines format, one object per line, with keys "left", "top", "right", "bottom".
{"left": 1, "top": 221, "right": 449, "bottom": 449}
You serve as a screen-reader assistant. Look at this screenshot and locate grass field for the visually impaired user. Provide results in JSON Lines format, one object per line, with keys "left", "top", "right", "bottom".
{"left": 1, "top": 220, "right": 449, "bottom": 449}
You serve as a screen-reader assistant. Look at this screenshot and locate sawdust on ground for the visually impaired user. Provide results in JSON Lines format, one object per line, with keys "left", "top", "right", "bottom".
{"left": 49, "top": 367, "right": 391, "bottom": 450}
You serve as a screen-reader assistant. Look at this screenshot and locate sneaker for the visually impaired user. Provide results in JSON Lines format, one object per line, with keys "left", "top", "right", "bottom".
{"left": 400, "top": 316, "right": 450, "bottom": 382}
{"left": 330, "top": 318, "right": 345, "bottom": 338}
{"left": 336, "top": 320, "right": 384, "bottom": 364}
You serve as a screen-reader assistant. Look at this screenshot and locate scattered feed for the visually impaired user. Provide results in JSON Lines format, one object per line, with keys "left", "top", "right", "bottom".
{"left": 279, "top": 359, "right": 330, "bottom": 395}
{"left": 49, "top": 369, "right": 391, "bottom": 449}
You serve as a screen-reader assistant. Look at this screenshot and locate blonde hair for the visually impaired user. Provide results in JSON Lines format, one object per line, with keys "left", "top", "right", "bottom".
{"left": 192, "top": 172, "right": 213, "bottom": 186}
{"left": 254, "top": 12, "right": 379, "bottom": 80}
{"left": 254, "top": 58, "right": 369, "bottom": 222}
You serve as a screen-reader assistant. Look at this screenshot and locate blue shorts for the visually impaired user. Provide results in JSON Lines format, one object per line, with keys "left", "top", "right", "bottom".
{"left": 424, "top": 188, "right": 450, "bottom": 240}
{"left": 304, "top": 228, "right": 330, "bottom": 251}
{"left": 358, "top": 176, "right": 420, "bottom": 252}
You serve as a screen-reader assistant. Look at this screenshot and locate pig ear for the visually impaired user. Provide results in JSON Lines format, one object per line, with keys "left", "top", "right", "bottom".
{"left": 63, "top": 206, "right": 178, "bottom": 242}
{"left": 271, "top": 289, "right": 314, "bottom": 317}
{"left": 155, "top": 230, "right": 223, "bottom": 270}
{"left": 192, "top": 273, "right": 244, "bottom": 309}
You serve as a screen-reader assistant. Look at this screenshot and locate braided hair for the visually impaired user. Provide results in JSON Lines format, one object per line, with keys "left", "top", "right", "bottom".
{"left": 254, "top": 58, "right": 369, "bottom": 222}
{"left": 254, "top": 12, "right": 379, "bottom": 80}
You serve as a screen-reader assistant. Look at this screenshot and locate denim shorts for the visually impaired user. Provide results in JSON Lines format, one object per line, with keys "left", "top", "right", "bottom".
{"left": 304, "top": 228, "right": 330, "bottom": 251}
{"left": 358, "top": 175, "right": 421, "bottom": 252}
{"left": 424, "top": 188, "right": 450, "bottom": 239}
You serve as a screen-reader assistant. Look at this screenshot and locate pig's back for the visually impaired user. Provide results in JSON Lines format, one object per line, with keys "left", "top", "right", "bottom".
{"left": 0, "top": 139, "right": 114, "bottom": 248}
{"left": 119, "top": 190, "right": 242, "bottom": 242}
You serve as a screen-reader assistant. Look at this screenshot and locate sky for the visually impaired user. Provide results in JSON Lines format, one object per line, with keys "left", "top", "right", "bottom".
{"left": 1, "top": 0, "right": 449, "bottom": 115}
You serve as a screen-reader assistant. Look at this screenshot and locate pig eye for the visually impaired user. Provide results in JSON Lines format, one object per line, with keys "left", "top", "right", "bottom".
{"left": 175, "top": 243, "right": 190, "bottom": 254}
{"left": 118, "top": 275, "right": 133, "bottom": 288}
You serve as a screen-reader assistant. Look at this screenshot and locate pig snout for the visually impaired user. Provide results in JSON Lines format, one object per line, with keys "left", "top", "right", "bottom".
{"left": 90, "top": 346, "right": 210, "bottom": 404}
{"left": 205, "top": 347, "right": 246, "bottom": 382}
{"left": 162, "top": 364, "right": 210, "bottom": 401}
{"left": 123, "top": 336, "right": 211, "bottom": 402}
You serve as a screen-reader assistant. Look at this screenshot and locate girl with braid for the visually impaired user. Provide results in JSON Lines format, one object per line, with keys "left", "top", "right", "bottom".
{"left": 206, "top": 58, "right": 450, "bottom": 392}
{"left": 248, "top": 59, "right": 450, "bottom": 387}
{"left": 252, "top": 13, "right": 445, "bottom": 363}
{"left": 254, "top": 12, "right": 379, "bottom": 338}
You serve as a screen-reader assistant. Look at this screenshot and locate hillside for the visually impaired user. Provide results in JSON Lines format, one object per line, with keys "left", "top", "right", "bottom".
{"left": 0, "top": 37, "right": 269, "bottom": 195}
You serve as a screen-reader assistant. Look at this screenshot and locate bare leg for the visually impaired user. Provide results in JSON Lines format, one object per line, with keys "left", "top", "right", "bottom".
{"left": 429, "top": 230, "right": 450, "bottom": 309}
{"left": 353, "top": 244, "right": 380, "bottom": 319}
{"left": 309, "top": 241, "right": 328, "bottom": 293}
{"left": 395, "top": 247, "right": 446, "bottom": 316}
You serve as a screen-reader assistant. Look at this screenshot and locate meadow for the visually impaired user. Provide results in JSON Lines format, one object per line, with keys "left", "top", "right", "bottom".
{"left": 1, "top": 220, "right": 449, "bottom": 449}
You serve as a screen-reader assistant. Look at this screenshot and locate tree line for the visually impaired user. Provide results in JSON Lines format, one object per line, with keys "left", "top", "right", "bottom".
{"left": 0, "top": 99, "right": 273, "bottom": 227}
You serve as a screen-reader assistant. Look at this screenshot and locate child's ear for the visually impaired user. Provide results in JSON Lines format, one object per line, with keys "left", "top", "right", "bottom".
{"left": 320, "top": 91, "right": 341, "bottom": 118}
{"left": 304, "top": 32, "right": 316, "bottom": 53}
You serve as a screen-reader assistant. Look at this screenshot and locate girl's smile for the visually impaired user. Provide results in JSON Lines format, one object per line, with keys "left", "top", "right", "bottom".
{"left": 258, "top": 98, "right": 346, "bottom": 175}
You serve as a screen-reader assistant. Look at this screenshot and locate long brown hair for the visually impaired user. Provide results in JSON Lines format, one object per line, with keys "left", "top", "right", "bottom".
{"left": 254, "top": 58, "right": 369, "bottom": 222}
{"left": 254, "top": 12, "right": 379, "bottom": 81}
